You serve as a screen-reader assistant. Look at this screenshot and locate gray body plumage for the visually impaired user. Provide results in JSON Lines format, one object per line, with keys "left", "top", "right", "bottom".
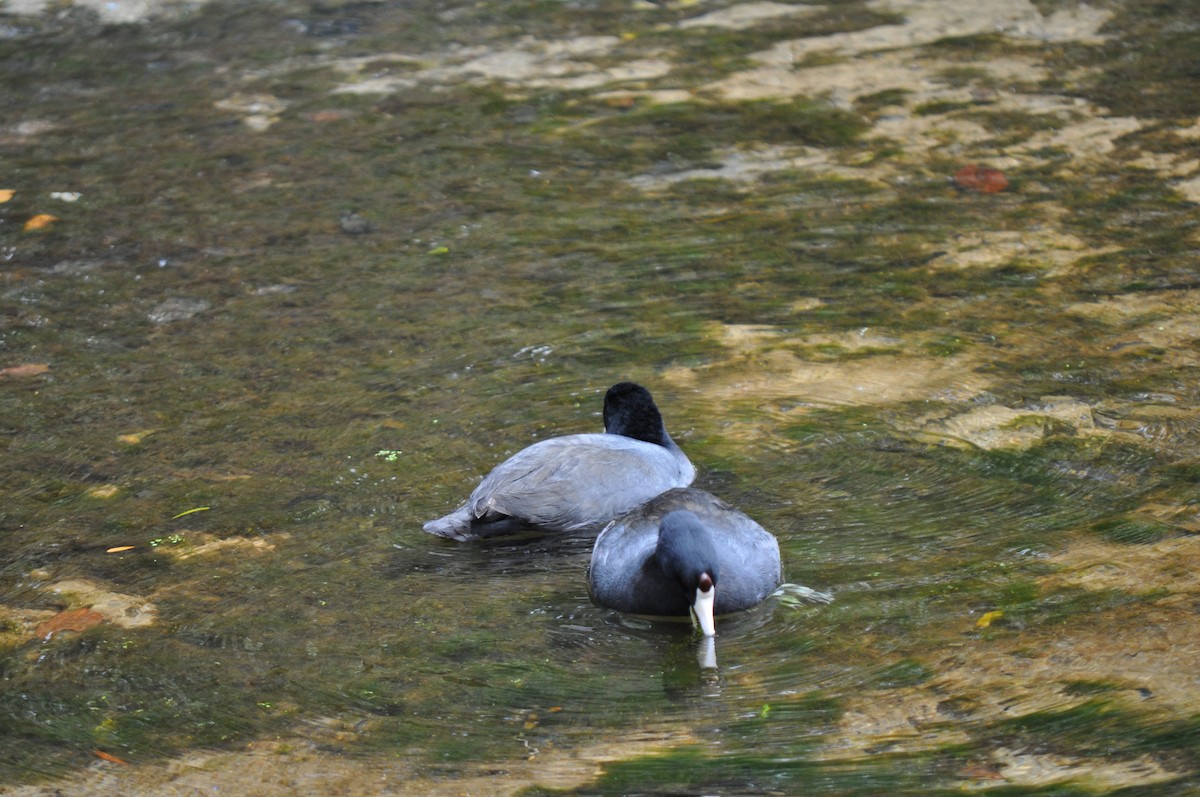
{"left": 423, "top": 383, "right": 694, "bottom": 541}
{"left": 588, "top": 488, "right": 782, "bottom": 617}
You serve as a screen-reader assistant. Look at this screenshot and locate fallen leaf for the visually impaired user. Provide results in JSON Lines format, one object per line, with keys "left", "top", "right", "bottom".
{"left": 117, "top": 430, "right": 157, "bottom": 445}
{"left": 0, "top": 363, "right": 50, "bottom": 378}
{"left": 24, "top": 213, "right": 59, "bottom": 231}
{"left": 106, "top": 546, "right": 136, "bottom": 553}
{"left": 169, "top": 468, "right": 252, "bottom": 482}
{"left": 306, "top": 110, "right": 353, "bottom": 123}
{"left": 88, "top": 485, "right": 120, "bottom": 499}
{"left": 172, "top": 506, "right": 211, "bottom": 519}
{"left": 36, "top": 607, "right": 105, "bottom": 640}
{"left": 0, "top": 189, "right": 14, "bottom": 203}
{"left": 94, "top": 750, "right": 129, "bottom": 765}
{"left": 976, "top": 610, "right": 1004, "bottom": 628}
{"left": 954, "top": 164, "right": 1009, "bottom": 193}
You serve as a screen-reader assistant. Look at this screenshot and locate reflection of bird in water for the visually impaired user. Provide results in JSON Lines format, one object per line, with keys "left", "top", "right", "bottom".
{"left": 588, "top": 488, "right": 782, "bottom": 637}
{"left": 424, "top": 383, "right": 694, "bottom": 540}
{"left": 697, "top": 635, "right": 717, "bottom": 670}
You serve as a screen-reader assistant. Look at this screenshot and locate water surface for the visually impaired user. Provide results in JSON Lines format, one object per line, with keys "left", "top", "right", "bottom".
{"left": 2, "top": 0, "right": 1200, "bottom": 794}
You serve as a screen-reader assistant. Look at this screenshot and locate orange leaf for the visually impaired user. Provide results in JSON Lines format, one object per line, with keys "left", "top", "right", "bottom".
{"left": 36, "top": 608, "right": 105, "bottom": 640}
{"left": 23, "top": 213, "right": 59, "bottom": 231}
{"left": 0, "top": 363, "right": 50, "bottom": 378}
{"left": 0, "top": 189, "right": 14, "bottom": 203}
{"left": 94, "top": 750, "right": 129, "bottom": 765}
{"left": 106, "top": 545, "right": 136, "bottom": 553}
{"left": 954, "top": 164, "right": 1008, "bottom": 193}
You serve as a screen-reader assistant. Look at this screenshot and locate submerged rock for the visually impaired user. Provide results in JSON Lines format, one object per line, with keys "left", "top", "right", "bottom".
{"left": 917, "top": 397, "right": 1098, "bottom": 450}
{"left": 338, "top": 210, "right": 373, "bottom": 235}
{"left": 47, "top": 578, "right": 158, "bottom": 630}
{"left": 149, "top": 297, "right": 211, "bottom": 324}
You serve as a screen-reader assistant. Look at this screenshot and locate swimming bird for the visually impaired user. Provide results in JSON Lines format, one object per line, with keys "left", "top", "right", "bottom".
{"left": 588, "top": 488, "right": 782, "bottom": 636}
{"left": 423, "top": 382, "right": 695, "bottom": 541}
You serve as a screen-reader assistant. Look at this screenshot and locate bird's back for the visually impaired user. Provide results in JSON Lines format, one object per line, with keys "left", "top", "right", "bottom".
{"left": 470, "top": 433, "right": 694, "bottom": 531}
{"left": 588, "top": 488, "right": 782, "bottom": 615}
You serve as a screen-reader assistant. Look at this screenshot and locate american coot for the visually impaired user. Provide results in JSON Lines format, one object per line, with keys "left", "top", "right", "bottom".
{"left": 588, "top": 488, "right": 782, "bottom": 636}
{"left": 423, "top": 383, "right": 695, "bottom": 541}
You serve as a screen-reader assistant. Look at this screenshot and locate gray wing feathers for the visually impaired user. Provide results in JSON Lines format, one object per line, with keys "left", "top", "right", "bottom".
{"left": 718, "top": 529, "right": 782, "bottom": 609}
{"left": 588, "top": 518, "right": 659, "bottom": 611}
{"left": 468, "top": 434, "right": 692, "bottom": 531}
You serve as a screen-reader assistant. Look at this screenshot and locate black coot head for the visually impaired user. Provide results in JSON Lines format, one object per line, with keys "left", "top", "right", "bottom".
{"left": 655, "top": 510, "right": 719, "bottom": 636}
{"left": 603, "top": 382, "right": 669, "bottom": 446}
{"left": 655, "top": 510, "right": 720, "bottom": 592}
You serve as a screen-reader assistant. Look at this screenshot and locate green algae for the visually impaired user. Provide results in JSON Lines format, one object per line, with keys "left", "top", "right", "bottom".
{"left": 870, "top": 658, "right": 935, "bottom": 689}
{"left": 517, "top": 744, "right": 1128, "bottom": 797}
{"left": 1088, "top": 515, "right": 1174, "bottom": 545}
{"left": 564, "top": 98, "right": 868, "bottom": 171}
{"left": 855, "top": 87, "right": 913, "bottom": 112}
{"left": 913, "top": 99, "right": 975, "bottom": 117}
{"left": 1061, "top": 4, "right": 1200, "bottom": 119}
{"left": 999, "top": 699, "right": 1200, "bottom": 770}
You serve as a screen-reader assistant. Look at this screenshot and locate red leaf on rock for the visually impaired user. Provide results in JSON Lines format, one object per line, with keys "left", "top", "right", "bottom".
{"left": 954, "top": 164, "right": 1008, "bottom": 193}
{"left": 36, "top": 608, "right": 105, "bottom": 640}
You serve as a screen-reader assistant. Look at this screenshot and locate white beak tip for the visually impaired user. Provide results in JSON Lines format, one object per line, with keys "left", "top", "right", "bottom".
{"left": 694, "top": 583, "right": 717, "bottom": 637}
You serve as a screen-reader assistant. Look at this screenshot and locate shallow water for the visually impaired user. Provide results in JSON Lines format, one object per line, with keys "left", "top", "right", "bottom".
{"left": 2, "top": 0, "right": 1200, "bottom": 794}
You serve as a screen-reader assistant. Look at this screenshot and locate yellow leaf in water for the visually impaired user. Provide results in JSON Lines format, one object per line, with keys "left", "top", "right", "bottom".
{"left": 106, "top": 546, "right": 136, "bottom": 553}
{"left": 172, "top": 506, "right": 211, "bottom": 519}
{"left": 88, "top": 485, "right": 120, "bottom": 499}
{"left": 0, "top": 189, "right": 14, "bottom": 203}
{"left": 976, "top": 610, "right": 1004, "bottom": 629}
{"left": 24, "top": 213, "right": 59, "bottom": 231}
{"left": 117, "top": 430, "right": 157, "bottom": 445}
